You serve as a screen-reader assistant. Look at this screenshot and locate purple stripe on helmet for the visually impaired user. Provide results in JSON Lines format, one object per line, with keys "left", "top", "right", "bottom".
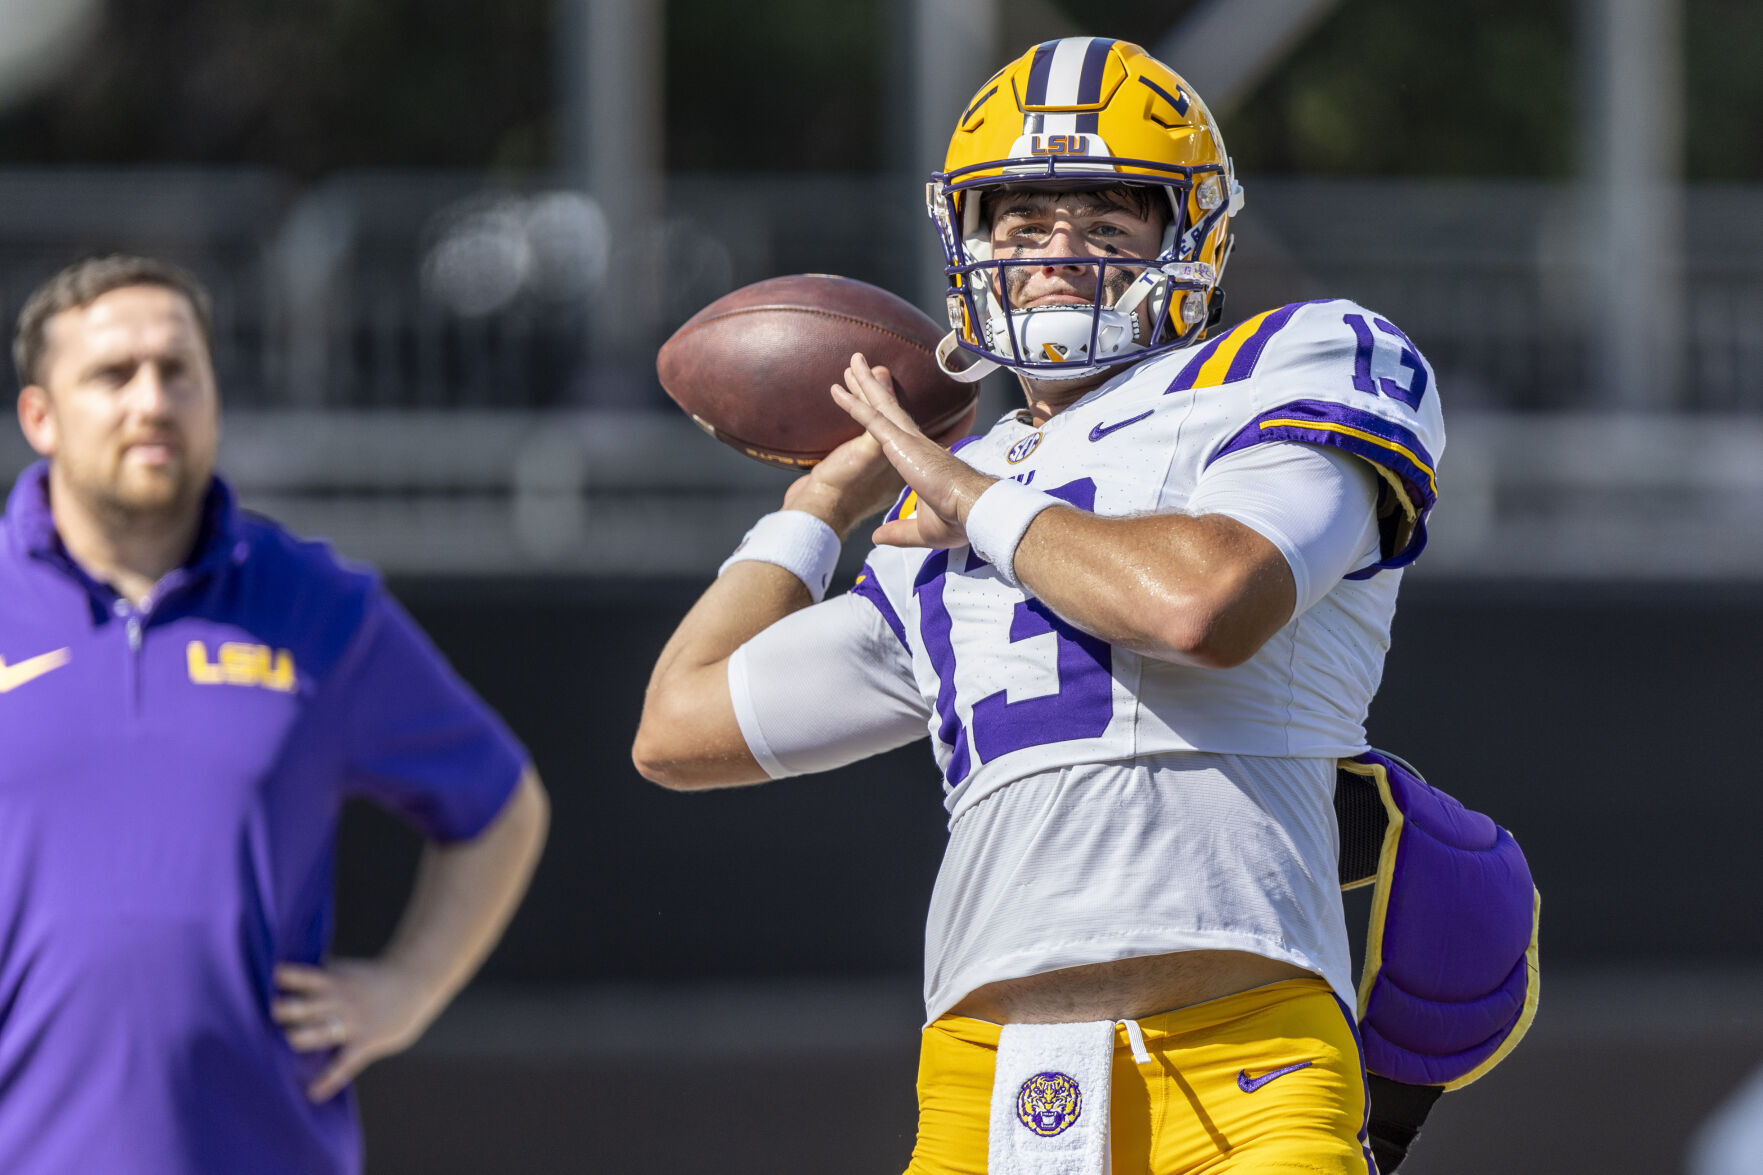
{"left": 1207, "top": 398, "right": 1438, "bottom": 570}
{"left": 1136, "top": 74, "right": 1190, "bottom": 117}
{"left": 1024, "top": 42, "right": 1058, "bottom": 107}
{"left": 1076, "top": 38, "right": 1111, "bottom": 104}
{"left": 849, "top": 565, "right": 908, "bottom": 652}
{"left": 961, "top": 85, "right": 997, "bottom": 126}
{"left": 1223, "top": 300, "right": 1318, "bottom": 384}
{"left": 1164, "top": 330, "right": 1231, "bottom": 392}
{"left": 914, "top": 550, "right": 971, "bottom": 786}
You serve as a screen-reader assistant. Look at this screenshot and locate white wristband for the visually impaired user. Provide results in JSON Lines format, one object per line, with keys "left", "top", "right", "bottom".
{"left": 719, "top": 510, "right": 842, "bottom": 601}
{"left": 964, "top": 480, "right": 1061, "bottom": 588}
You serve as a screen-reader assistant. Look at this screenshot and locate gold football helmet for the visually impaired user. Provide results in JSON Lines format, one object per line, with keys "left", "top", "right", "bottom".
{"left": 927, "top": 37, "right": 1243, "bottom": 381}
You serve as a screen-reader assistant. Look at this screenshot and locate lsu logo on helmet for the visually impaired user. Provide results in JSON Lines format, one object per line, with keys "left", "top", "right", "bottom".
{"left": 926, "top": 37, "right": 1245, "bottom": 383}
{"left": 1016, "top": 1070, "right": 1083, "bottom": 1137}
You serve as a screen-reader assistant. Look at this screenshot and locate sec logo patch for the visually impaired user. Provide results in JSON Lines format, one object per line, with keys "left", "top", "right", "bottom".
{"left": 1016, "top": 1071, "right": 1082, "bottom": 1137}
{"left": 1006, "top": 432, "right": 1042, "bottom": 464}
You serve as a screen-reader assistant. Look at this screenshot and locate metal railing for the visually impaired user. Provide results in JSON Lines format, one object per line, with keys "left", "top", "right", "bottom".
{"left": 5, "top": 167, "right": 1763, "bottom": 579}
{"left": 5, "top": 167, "right": 1762, "bottom": 414}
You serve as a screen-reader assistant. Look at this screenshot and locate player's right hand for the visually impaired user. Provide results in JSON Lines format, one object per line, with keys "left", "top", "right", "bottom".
{"left": 832, "top": 353, "right": 993, "bottom": 550}
{"left": 781, "top": 393, "right": 907, "bottom": 538}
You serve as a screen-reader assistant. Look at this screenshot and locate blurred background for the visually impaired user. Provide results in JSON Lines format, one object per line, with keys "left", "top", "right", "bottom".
{"left": 2, "top": 0, "right": 1760, "bottom": 1170}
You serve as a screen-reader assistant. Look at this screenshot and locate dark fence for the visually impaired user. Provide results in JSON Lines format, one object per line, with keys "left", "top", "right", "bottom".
{"left": 334, "top": 576, "right": 1763, "bottom": 979}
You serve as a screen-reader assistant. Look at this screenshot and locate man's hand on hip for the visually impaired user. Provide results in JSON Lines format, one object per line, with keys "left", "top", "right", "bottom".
{"left": 273, "top": 958, "right": 440, "bottom": 1103}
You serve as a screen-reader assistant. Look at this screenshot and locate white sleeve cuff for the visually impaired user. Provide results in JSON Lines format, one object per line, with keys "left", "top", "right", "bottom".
{"left": 726, "top": 644, "right": 791, "bottom": 779}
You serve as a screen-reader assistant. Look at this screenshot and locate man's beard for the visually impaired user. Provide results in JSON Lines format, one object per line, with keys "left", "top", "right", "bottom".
{"left": 70, "top": 452, "right": 208, "bottom": 531}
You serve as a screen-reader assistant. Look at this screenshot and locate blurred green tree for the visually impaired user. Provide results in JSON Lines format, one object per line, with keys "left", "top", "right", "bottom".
{"left": 0, "top": 0, "right": 1754, "bottom": 181}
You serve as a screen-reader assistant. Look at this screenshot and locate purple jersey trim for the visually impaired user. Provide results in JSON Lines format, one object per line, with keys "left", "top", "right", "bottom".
{"left": 885, "top": 436, "right": 981, "bottom": 526}
{"left": 1329, "top": 992, "right": 1379, "bottom": 1175}
{"left": 883, "top": 488, "right": 914, "bottom": 525}
{"left": 1207, "top": 399, "right": 1437, "bottom": 571}
{"left": 1222, "top": 301, "right": 1315, "bottom": 384}
{"left": 1164, "top": 330, "right": 1231, "bottom": 393}
{"left": 913, "top": 550, "right": 971, "bottom": 785}
{"left": 849, "top": 565, "right": 909, "bottom": 652}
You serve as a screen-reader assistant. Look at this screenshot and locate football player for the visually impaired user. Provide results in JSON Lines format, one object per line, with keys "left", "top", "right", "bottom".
{"left": 637, "top": 37, "right": 1454, "bottom": 1174}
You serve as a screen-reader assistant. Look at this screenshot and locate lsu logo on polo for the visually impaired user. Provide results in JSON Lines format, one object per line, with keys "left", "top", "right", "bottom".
{"left": 1016, "top": 1071, "right": 1082, "bottom": 1137}
{"left": 186, "top": 641, "right": 296, "bottom": 693}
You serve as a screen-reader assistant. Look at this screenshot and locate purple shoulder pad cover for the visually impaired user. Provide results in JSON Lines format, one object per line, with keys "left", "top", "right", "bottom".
{"left": 1348, "top": 749, "right": 1541, "bottom": 1090}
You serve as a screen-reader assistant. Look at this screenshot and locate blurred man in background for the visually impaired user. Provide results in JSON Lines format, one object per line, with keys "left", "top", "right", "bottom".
{"left": 0, "top": 254, "right": 549, "bottom": 1174}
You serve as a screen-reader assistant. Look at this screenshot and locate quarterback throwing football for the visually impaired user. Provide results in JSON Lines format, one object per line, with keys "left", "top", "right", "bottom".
{"left": 636, "top": 37, "right": 1445, "bottom": 1174}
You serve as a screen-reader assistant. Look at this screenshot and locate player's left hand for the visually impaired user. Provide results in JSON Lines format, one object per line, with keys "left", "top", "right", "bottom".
{"left": 831, "top": 352, "right": 993, "bottom": 549}
{"left": 272, "top": 959, "right": 441, "bottom": 1103}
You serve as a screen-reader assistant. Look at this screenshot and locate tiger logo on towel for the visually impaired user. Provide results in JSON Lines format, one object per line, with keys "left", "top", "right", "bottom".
{"left": 1016, "top": 1071, "right": 1083, "bottom": 1137}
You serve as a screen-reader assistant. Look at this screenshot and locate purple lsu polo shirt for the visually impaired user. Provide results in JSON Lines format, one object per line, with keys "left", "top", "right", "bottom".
{"left": 0, "top": 463, "right": 527, "bottom": 1175}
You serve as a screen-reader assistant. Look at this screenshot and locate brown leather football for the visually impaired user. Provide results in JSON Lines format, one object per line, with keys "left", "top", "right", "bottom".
{"left": 656, "top": 274, "right": 978, "bottom": 469}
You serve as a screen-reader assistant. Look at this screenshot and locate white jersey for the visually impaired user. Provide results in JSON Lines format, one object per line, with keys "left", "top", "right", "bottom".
{"left": 852, "top": 298, "right": 1444, "bottom": 818}
{"left": 728, "top": 297, "right": 1444, "bottom": 1020}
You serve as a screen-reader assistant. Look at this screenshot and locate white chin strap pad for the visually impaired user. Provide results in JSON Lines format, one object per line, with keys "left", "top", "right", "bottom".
{"left": 989, "top": 305, "right": 1137, "bottom": 376}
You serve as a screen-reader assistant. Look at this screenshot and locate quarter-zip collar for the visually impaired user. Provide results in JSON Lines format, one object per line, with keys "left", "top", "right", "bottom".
{"left": 4, "top": 459, "right": 243, "bottom": 620}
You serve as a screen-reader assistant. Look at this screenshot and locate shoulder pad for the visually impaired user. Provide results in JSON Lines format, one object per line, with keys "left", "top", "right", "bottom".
{"left": 1337, "top": 749, "right": 1540, "bottom": 1090}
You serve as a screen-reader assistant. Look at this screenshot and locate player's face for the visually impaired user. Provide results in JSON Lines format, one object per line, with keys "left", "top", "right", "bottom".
{"left": 25, "top": 285, "right": 219, "bottom": 524}
{"left": 986, "top": 191, "right": 1164, "bottom": 318}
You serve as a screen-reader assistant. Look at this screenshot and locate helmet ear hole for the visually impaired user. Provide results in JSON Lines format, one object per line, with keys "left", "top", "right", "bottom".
{"left": 1205, "top": 287, "right": 1227, "bottom": 330}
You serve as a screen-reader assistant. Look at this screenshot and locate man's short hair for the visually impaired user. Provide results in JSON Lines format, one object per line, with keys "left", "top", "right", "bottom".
{"left": 13, "top": 255, "right": 215, "bottom": 388}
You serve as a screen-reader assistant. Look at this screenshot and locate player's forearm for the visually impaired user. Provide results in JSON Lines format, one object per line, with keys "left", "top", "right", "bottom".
{"left": 1010, "top": 509, "right": 1295, "bottom": 667}
{"left": 378, "top": 768, "right": 549, "bottom": 1022}
{"left": 633, "top": 560, "right": 810, "bottom": 787}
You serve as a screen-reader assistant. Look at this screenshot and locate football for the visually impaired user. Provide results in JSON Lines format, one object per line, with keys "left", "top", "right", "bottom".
{"left": 656, "top": 274, "right": 979, "bottom": 469}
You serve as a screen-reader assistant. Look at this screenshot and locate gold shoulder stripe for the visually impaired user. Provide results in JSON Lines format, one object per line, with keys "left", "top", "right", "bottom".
{"left": 1186, "top": 310, "right": 1275, "bottom": 389}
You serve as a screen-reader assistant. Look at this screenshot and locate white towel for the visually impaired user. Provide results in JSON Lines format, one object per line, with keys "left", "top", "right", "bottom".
{"left": 987, "top": 1020, "right": 1116, "bottom": 1175}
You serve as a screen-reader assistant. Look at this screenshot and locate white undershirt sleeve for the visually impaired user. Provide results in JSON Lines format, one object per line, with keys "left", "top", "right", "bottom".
{"left": 727, "top": 591, "right": 930, "bottom": 779}
{"left": 1185, "top": 442, "right": 1382, "bottom": 618}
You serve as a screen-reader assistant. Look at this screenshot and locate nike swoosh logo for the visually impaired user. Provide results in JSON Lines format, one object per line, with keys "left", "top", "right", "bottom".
{"left": 0, "top": 648, "right": 72, "bottom": 694}
{"left": 1088, "top": 410, "right": 1154, "bottom": 441}
{"left": 1236, "top": 1061, "right": 1313, "bottom": 1093}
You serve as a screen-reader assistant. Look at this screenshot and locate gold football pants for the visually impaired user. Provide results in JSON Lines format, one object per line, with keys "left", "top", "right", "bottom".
{"left": 905, "top": 976, "right": 1374, "bottom": 1174}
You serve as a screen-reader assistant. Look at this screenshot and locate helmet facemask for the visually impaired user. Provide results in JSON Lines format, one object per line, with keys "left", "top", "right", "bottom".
{"left": 929, "top": 38, "right": 1244, "bottom": 384}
